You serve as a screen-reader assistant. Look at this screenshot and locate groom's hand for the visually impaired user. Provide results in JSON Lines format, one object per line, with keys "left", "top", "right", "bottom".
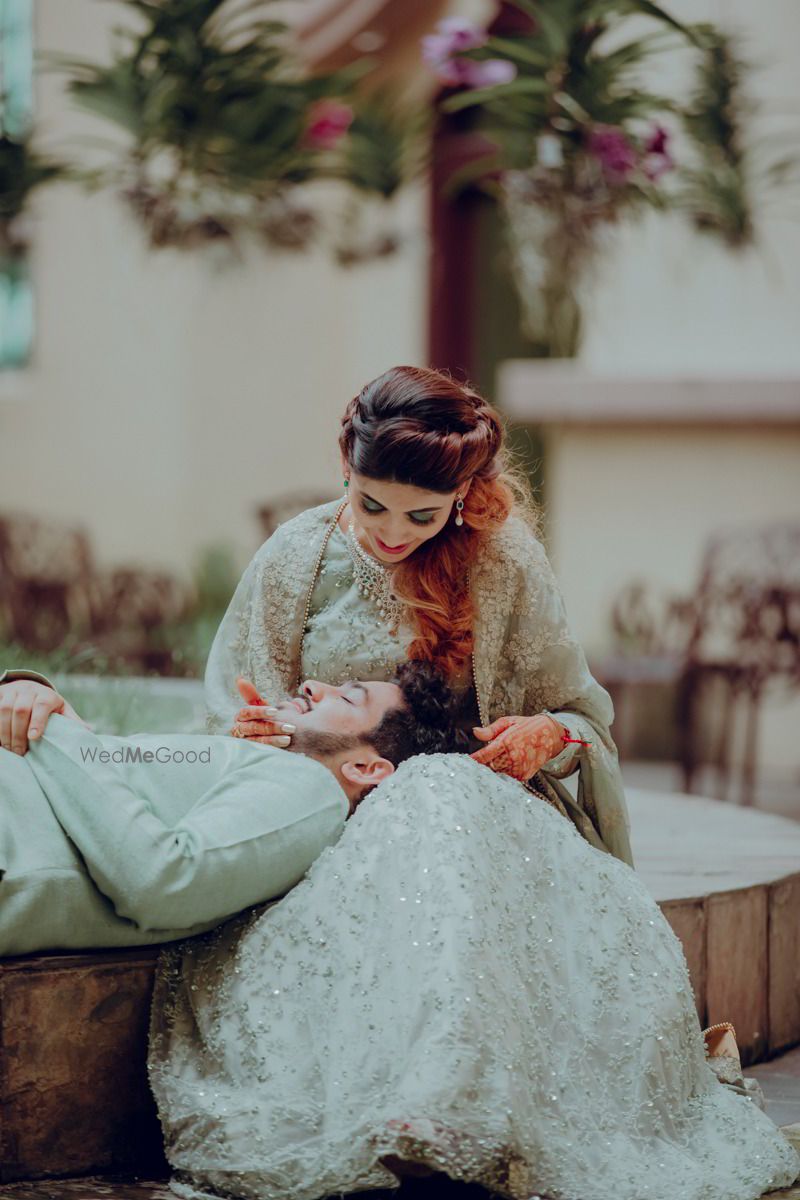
{"left": 0, "top": 680, "right": 83, "bottom": 756}
{"left": 230, "top": 677, "right": 296, "bottom": 749}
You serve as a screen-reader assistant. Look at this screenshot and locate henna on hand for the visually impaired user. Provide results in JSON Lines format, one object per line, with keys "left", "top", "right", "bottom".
{"left": 470, "top": 713, "right": 568, "bottom": 782}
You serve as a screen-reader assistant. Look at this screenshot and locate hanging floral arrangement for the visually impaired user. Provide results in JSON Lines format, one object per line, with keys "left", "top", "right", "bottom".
{"left": 0, "top": 121, "right": 63, "bottom": 258}
{"left": 49, "top": 0, "right": 419, "bottom": 256}
{"left": 423, "top": 4, "right": 798, "bottom": 357}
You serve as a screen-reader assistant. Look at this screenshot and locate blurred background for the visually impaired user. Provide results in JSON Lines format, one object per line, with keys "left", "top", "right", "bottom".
{"left": 1, "top": 0, "right": 798, "bottom": 815}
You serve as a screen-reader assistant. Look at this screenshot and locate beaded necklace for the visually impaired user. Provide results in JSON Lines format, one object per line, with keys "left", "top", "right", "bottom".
{"left": 345, "top": 520, "right": 404, "bottom": 632}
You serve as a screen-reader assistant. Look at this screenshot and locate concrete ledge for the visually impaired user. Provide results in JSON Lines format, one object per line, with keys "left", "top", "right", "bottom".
{"left": 499, "top": 362, "right": 800, "bottom": 426}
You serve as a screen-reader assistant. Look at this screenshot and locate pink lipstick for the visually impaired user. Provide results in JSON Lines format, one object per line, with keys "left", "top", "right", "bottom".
{"left": 375, "top": 536, "right": 410, "bottom": 555}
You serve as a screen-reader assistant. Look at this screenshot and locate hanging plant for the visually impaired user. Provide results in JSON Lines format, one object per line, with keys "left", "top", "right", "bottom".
{"left": 0, "top": 126, "right": 63, "bottom": 257}
{"left": 332, "top": 95, "right": 430, "bottom": 266}
{"left": 424, "top": 3, "right": 798, "bottom": 357}
{"left": 47, "top": 0, "right": 405, "bottom": 254}
{"left": 676, "top": 29, "right": 799, "bottom": 249}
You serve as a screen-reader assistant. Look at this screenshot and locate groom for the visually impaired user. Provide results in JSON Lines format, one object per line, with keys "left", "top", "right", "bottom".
{"left": 0, "top": 663, "right": 464, "bottom": 958}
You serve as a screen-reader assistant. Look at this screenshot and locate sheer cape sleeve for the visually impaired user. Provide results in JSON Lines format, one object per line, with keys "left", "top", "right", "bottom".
{"left": 472, "top": 518, "right": 634, "bottom": 868}
{"left": 204, "top": 501, "right": 342, "bottom": 734}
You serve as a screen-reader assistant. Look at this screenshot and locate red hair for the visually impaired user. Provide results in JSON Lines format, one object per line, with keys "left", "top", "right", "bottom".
{"left": 339, "top": 365, "right": 538, "bottom": 681}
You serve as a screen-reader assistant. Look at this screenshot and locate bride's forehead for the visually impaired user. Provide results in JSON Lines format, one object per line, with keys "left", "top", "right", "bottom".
{"left": 352, "top": 474, "right": 452, "bottom": 506}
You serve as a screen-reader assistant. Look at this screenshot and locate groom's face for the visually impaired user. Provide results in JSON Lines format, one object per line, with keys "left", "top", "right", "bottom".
{"left": 272, "top": 679, "right": 403, "bottom": 740}
{"left": 273, "top": 679, "right": 405, "bottom": 811}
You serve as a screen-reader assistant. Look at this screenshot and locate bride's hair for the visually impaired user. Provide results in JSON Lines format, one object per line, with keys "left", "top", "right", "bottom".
{"left": 339, "top": 365, "right": 540, "bottom": 682}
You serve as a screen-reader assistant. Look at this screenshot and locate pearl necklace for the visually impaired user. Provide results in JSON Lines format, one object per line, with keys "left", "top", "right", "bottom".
{"left": 345, "top": 520, "right": 405, "bottom": 631}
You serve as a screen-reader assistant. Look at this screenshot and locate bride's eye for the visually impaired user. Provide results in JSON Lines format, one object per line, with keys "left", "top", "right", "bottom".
{"left": 409, "top": 513, "right": 435, "bottom": 526}
{"left": 360, "top": 498, "right": 384, "bottom": 515}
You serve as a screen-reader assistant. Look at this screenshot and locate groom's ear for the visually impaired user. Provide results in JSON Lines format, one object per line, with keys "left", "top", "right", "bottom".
{"left": 340, "top": 755, "right": 395, "bottom": 790}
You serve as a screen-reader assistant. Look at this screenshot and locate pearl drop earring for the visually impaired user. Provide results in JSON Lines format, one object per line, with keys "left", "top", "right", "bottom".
{"left": 455, "top": 495, "right": 464, "bottom": 526}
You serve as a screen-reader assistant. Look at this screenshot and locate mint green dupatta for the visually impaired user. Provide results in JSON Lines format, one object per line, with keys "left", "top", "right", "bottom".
{"left": 205, "top": 501, "right": 634, "bottom": 868}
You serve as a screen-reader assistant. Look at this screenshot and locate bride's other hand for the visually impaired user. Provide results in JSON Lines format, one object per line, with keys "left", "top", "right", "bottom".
{"left": 230, "top": 677, "right": 295, "bottom": 748}
{"left": 470, "top": 713, "right": 565, "bottom": 782}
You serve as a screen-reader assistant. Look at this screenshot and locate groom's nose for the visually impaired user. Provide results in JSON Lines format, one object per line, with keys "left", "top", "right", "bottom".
{"left": 301, "top": 679, "right": 334, "bottom": 704}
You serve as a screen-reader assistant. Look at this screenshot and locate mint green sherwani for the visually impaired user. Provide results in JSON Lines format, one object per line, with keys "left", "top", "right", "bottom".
{"left": 0, "top": 714, "right": 348, "bottom": 957}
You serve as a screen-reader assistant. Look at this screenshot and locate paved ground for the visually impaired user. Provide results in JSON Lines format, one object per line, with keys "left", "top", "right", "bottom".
{"left": 751, "top": 1043, "right": 800, "bottom": 1130}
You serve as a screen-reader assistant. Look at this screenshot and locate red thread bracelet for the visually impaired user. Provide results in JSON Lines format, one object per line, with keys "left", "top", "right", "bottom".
{"left": 561, "top": 731, "right": 591, "bottom": 746}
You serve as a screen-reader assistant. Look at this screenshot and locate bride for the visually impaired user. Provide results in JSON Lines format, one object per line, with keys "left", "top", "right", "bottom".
{"left": 148, "top": 750, "right": 800, "bottom": 1200}
{"left": 205, "top": 364, "right": 633, "bottom": 868}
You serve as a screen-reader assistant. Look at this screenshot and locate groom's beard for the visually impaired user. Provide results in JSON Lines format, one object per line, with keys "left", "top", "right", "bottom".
{"left": 287, "top": 728, "right": 363, "bottom": 760}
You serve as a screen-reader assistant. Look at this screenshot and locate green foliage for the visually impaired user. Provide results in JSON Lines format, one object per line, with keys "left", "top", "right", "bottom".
{"left": 190, "top": 543, "right": 239, "bottom": 615}
{"left": 0, "top": 132, "right": 61, "bottom": 221}
{"left": 0, "top": 635, "right": 130, "bottom": 679}
{"left": 0, "top": 127, "right": 63, "bottom": 253}
{"left": 47, "top": 0, "right": 411, "bottom": 252}
{"left": 676, "top": 29, "right": 754, "bottom": 247}
{"left": 439, "top": 2, "right": 696, "bottom": 156}
{"left": 60, "top": 2, "right": 327, "bottom": 163}
{"left": 429, "top": 0, "right": 796, "bottom": 354}
{"left": 339, "top": 98, "right": 428, "bottom": 201}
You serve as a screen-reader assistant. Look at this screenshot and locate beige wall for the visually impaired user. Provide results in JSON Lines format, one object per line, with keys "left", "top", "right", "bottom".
{"left": 0, "top": 1, "right": 428, "bottom": 575}
{"left": 546, "top": 425, "right": 800, "bottom": 654}
{"left": 580, "top": 0, "right": 800, "bottom": 375}
{"left": 544, "top": 423, "right": 800, "bottom": 775}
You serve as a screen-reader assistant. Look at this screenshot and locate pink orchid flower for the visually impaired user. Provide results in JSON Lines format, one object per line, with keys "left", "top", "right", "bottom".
{"left": 305, "top": 100, "right": 354, "bottom": 150}
{"left": 422, "top": 17, "right": 488, "bottom": 65}
{"left": 587, "top": 125, "right": 639, "bottom": 179}
{"left": 642, "top": 123, "right": 674, "bottom": 181}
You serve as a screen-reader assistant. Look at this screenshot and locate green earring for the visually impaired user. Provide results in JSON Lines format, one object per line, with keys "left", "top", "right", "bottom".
{"left": 344, "top": 477, "right": 349, "bottom": 488}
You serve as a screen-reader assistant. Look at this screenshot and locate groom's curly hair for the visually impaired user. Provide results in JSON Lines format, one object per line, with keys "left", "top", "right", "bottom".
{"left": 364, "top": 660, "right": 471, "bottom": 766}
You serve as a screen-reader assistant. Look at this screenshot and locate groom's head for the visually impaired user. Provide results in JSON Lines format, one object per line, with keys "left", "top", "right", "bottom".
{"left": 271, "top": 661, "right": 466, "bottom": 812}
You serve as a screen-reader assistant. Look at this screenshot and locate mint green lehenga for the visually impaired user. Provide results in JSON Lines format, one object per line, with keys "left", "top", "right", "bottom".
{"left": 147, "top": 501, "right": 800, "bottom": 1200}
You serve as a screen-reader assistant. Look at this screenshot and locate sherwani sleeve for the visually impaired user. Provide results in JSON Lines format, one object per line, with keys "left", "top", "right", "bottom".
{"left": 30, "top": 721, "right": 348, "bottom": 931}
{"left": 0, "top": 668, "right": 58, "bottom": 689}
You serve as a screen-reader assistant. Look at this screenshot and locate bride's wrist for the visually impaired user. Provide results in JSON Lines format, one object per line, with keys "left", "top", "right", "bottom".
{"left": 542, "top": 713, "right": 568, "bottom": 757}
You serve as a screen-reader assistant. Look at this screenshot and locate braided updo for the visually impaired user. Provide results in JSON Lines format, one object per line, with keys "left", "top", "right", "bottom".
{"left": 339, "top": 365, "right": 538, "bottom": 682}
{"left": 340, "top": 366, "right": 503, "bottom": 492}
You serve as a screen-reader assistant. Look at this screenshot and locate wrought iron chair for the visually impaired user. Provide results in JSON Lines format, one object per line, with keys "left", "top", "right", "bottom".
{"left": 603, "top": 522, "right": 800, "bottom": 805}
{"left": 675, "top": 522, "right": 800, "bottom": 805}
{"left": 0, "top": 511, "right": 194, "bottom": 671}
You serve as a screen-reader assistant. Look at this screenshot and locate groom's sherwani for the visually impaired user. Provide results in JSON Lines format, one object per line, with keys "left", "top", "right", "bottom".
{"left": 0, "top": 711, "right": 348, "bottom": 957}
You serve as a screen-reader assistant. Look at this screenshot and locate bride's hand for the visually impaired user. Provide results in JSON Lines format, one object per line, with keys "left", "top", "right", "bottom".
{"left": 230, "top": 677, "right": 296, "bottom": 748}
{"left": 470, "top": 713, "right": 566, "bottom": 782}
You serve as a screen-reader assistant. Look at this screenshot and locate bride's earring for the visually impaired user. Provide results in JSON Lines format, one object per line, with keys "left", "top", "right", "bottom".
{"left": 454, "top": 494, "right": 464, "bottom": 526}
{"left": 344, "top": 476, "right": 350, "bottom": 490}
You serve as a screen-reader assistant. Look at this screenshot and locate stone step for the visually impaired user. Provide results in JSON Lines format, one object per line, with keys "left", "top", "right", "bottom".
{"left": 0, "top": 949, "right": 165, "bottom": 1184}
{"left": 627, "top": 787, "right": 800, "bottom": 1066}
